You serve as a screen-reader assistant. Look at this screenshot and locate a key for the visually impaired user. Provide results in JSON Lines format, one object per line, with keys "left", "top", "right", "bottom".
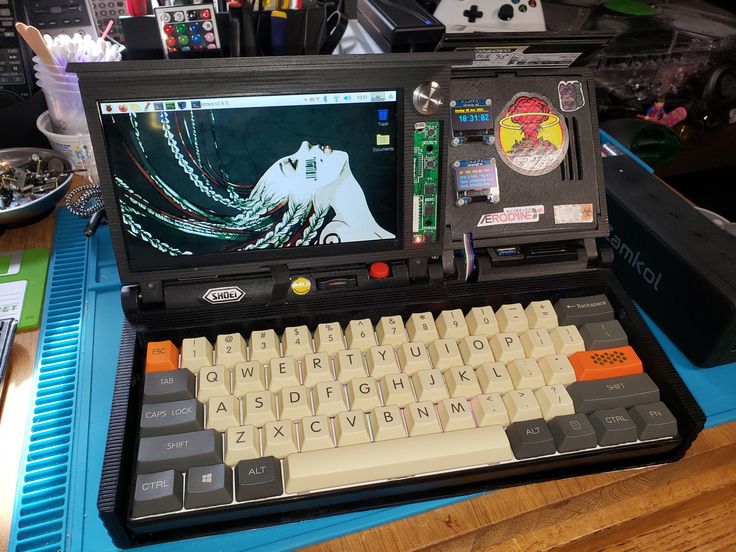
{"left": 137, "top": 429, "right": 222, "bottom": 473}
{"left": 224, "top": 425, "right": 260, "bottom": 466}
{"left": 132, "top": 470, "right": 182, "bottom": 518}
{"left": 207, "top": 395, "right": 240, "bottom": 432}
{"left": 444, "top": 366, "right": 481, "bottom": 398}
{"left": 345, "top": 319, "right": 377, "bottom": 352}
{"left": 437, "top": 398, "right": 475, "bottom": 431}
{"left": 579, "top": 320, "right": 628, "bottom": 351}
{"left": 140, "top": 399, "right": 203, "bottom": 437}
{"left": 197, "top": 365, "right": 230, "bottom": 403}
{"left": 549, "top": 325, "right": 585, "bottom": 355}
{"left": 242, "top": 391, "right": 277, "bottom": 426}
{"left": 397, "top": 342, "right": 432, "bottom": 375}
{"left": 369, "top": 405, "right": 406, "bottom": 441}
{"left": 406, "top": 312, "right": 439, "bottom": 344}
{"left": 507, "top": 358, "right": 545, "bottom": 390}
{"left": 534, "top": 385, "right": 575, "bottom": 421}
{"left": 554, "top": 295, "right": 614, "bottom": 326}
{"left": 589, "top": 408, "right": 638, "bottom": 446}
{"left": 538, "top": 355, "right": 576, "bottom": 385}
{"left": 249, "top": 329, "right": 281, "bottom": 363}
{"left": 232, "top": 361, "right": 267, "bottom": 397}
{"left": 366, "top": 345, "right": 400, "bottom": 378}
{"left": 302, "top": 352, "right": 333, "bottom": 386}
{"left": 314, "top": 322, "right": 345, "bottom": 354}
{"left": 496, "top": 304, "right": 529, "bottom": 333}
{"left": 548, "top": 413, "right": 598, "bottom": 452}
{"left": 411, "top": 369, "right": 449, "bottom": 402}
{"left": 628, "top": 402, "right": 678, "bottom": 440}
{"left": 235, "top": 457, "right": 283, "bottom": 501}
{"left": 525, "top": 300, "right": 558, "bottom": 330}
{"left": 181, "top": 337, "right": 213, "bottom": 373}
{"left": 458, "top": 336, "right": 494, "bottom": 367}
{"left": 278, "top": 385, "right": 312, "bottom": 420}
{"left": 215, "top": 333, "right": 247, "bottom": 369}
{"left": 311, "top": 381, "right": 347, "bottom": 416}
{"left": 299, "top": 415, "right": 335, "bottom": 452}
{"left": 379, "top": 373, "right": 415, "bottom": 407}
{"left": 465, "top": 306, "right": 499, "bottom": 337}
{"left": 335, "top": 410, "right": 372, "bottom": 446}
{"left": 476, "top": 362, "right": 514, "bottom": 394}
{"left": 335, "top": 349, "right": 367, "bottom": 383}
{"left": 506, "top": 419, "right": 556, "bottom": 459}
{"left": 143, "top": 369, "right": 195, "bottom": 404}
{"left": 569, "top": 346, "right": 643, "bottom": 381}
{"left": 283, "top": 426, "right": 513, "bottom": 494}
{"left": 185, "top": 464, "right": 233, "bottom": 509}
{"left": 520, "top": 329, "right": 556, "bottom": 359}
{"left": 146, "top": 340, "right": 179, "bottom": 373}
{"left": 268, "top": 356, "right": 299, "bottom": 393}
{"left": 428, "top": 338, "right": 464, "bottom": 370}
{"left": 567, "top": 374, "right": 660, "bottom": 414}
{"left": 262, "top": 420, "right": 298, "bottom": 458}
{"left": 435, "top": 309, "right": 469, "bottom": 339}
{"left": 489, "top": 333, "right": 525, "bottom": 363}
{"left": 347, "top": 377, "right": 383, "bottom": 411}
{"left": 404, "top": 401, "right": 442, "bottom": 436}
{"left": 282, "top": 325, "right": 313, "bottom": 362}
{"left": 470, "top": 393, "right": 510, "bottom": 427}
{"left": 375, "top": 315, "right": 408, "bottom": 346}
{"left": 503, "top": 389, "right": 542, "bottom": 423}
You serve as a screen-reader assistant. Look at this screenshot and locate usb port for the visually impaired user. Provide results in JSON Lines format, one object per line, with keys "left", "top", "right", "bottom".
{"left": 495, "top": 247, "right": 520, "bottom": 257}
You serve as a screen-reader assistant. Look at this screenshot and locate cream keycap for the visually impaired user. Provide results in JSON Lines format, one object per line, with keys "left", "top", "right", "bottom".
{"left": 428, "top": 338, "right": 463, "bottom": 371}
{"left": 379, "top": 373, "right": 415, "bottom": 407}
{"left": 404, "top": 401, "right": 442, "bottom": 436}
{"left": 520, "top": 329, "right": 556, "bottom": 359}
{"left": 232, "top": 361, "right": 267, "bottom": 397}
{"left": 397, "top": 342, "right": 432, "bottom": 375}
{"left": 525, "top": 300, "right": 558, "bottom": 330}
{"left": 503, "top": 389, "right": 543, "bottom": 423}
{"left": 249, "top": 329, "right": 280, "bottom": 362}
{"left": 376, "top": 315, "right": 408, "bottom": 346}
{"left": 366, "top": 345, "right": 399, "bottom": 378}
{"left": 284, "top": 426, "right": 513, "bottom": 493}
{"left": 335, "top": 349, "right": 366, "bottom": 383}
{"left": 215, "top": 333, "right": 247, "bottom": 369}
{"left": 224, "top": 425, "right": 260, "bottom": 466}
{"left": 302, "top": 352, "right": 333, "bottom": 386}
{"left": 436, "top": 309, "right": 469, "bottom": 339}
{"left": 207, "top": 395, "right": 240, "bottom": 432}
{"left": 412, "top": 369, "right": 449, "bottom": 402}
{"left": 345, "top": 319, "right": 377, "bottom": 352}
{"left": 458, "top": 336, "right": 494, "bottom": 367}
{"left": 282, "top": 325, "right": 313, "bottom": 362}
{"left": 242, "top": 390, "right": 277, "bottom": 427}
{"left": 535, "top": 385, "right": 575, "bottom": 421}
{"left": 489, "top": 332, "right": 526, "bottom": 363}
{"left": 181, "top": 337, "right": 212, "bottom": 373}
{"left": 496, "top": 304, "right": 529, "bottom": 333}
{"left": 314, "top": 322, "right": 345, "bottom": 354}
{"left": 312, "top": 381, "right": 347, "bottom": 416}
{"left": 437, "top": 398, "right": 476, "bottom": 431}
{"left": 369, "top": 405, "right": 406, "bottom": 441}
{"left": 538, "top": 354, "right": 576, "bottom": 385}
{"left": 470, "top": 393, "right": 510, "bottom": 427}
{"left": 335, "top": 410, "right": 372, "bottom": 446}
{"left": 445, "top": 366, "right": 481, "bottom": 398}
{"left": 550, "top": 325, "right": 586, "bottom": 355}
{"left": 299, "top": 415, "right": 335, "bottom": 452}
{"left": 262, "top": 420, "right": 298, "bottom": 459}
{"left": 347, "top": 377, "right": 382, "bottom": 411}
{"left": 268, "top": 356, "right": 299, "bottom": 393}
{"left": 197, "top": 365, "right": 230, "bottom": 403}
{"left": 465, "top": 306, "right": 499, "bottom": 337}
{"left": 278, "top": 385, "right": 312, "bottom": 420}
{"left": 476, "top": 362, "right": 514, "bottom": 394}
{"left": 406, "top": 312, "right": 440, "bottom": 344}
{"left": 507, "top": 358, "right": 545, "bottom": 390}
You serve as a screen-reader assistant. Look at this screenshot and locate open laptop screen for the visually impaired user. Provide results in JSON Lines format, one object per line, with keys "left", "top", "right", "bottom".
{"left": 98, "top": 90, "right": 400, "bottom": 271}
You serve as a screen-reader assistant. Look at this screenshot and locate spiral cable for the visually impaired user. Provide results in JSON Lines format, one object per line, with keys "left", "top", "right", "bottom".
{"left": 65, "top": 184, "right": 105, "bottom": 218}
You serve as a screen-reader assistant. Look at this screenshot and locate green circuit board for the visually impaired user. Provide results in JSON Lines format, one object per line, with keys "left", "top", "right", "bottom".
{"left": 412, "top": 121, "right": 440, "bottom": 243}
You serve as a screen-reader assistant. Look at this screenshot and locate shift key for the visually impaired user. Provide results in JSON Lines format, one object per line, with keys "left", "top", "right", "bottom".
{"left": 567, "top": 373, "right": 660, "bottom": 414}
{"left": 137, "top": 429, "right": 222, "bottom": 473}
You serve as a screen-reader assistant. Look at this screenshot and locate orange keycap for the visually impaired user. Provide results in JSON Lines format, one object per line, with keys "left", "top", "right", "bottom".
{"left": 145, "top": 340, "right": 180, "bottom": 373}
{"left": 569, "top": 346, "right": 643, "bottom": 381}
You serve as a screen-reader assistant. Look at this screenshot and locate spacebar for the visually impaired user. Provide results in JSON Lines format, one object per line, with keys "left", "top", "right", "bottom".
{"left": 283, "top": 426, "right": 512, "bottom": 494}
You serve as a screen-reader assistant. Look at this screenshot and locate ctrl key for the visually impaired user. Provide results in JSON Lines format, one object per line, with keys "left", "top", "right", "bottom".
{"left": 132, "top": 470, "right": 182, "bottom": 518}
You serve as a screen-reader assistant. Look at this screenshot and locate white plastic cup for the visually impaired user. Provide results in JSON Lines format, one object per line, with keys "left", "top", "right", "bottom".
{"left": 36, "top": 111, "right": 98, "bottom": 183}
{"left": 38, "top": 82, "right": 87, "bottom": 135}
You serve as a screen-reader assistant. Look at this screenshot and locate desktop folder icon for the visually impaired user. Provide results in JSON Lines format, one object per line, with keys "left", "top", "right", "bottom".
{"left": 376, "top": 134, "right": 391, "bottom": 145}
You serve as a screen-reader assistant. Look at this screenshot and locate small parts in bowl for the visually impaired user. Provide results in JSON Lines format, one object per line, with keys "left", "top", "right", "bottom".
{"left": 0, "top": 154, "right": 70, "bottom": 210}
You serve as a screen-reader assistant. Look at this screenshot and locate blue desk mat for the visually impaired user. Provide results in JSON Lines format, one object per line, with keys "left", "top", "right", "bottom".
{"left": 9, "top": 209, "right": 735, "bottom": 552}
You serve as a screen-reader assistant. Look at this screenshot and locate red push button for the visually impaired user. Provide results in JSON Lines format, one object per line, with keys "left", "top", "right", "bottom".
{"left": 369, "top": 262, "right": 390, "bottom": 279}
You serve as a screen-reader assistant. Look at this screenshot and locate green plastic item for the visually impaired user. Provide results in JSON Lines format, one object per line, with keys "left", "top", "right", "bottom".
{"left": 604, "top": 0, "right": 655, "bottom": 16}
{"left": 0, "top": 248, "right": 50, "bottom": 331}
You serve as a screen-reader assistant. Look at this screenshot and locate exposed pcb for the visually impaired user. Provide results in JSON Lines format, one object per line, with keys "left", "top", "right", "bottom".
{"left": 412, "top": 121, "right": 440, "bottom": 243}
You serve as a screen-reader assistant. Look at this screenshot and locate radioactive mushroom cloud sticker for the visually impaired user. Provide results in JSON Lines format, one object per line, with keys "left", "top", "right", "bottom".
{"left": 495, "top": 93, "right": 569, "bottom": 177}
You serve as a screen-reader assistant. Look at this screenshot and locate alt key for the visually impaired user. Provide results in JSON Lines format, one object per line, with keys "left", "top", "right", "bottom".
{"left": 236, "top": 456, "right": 283, "bottom": 501}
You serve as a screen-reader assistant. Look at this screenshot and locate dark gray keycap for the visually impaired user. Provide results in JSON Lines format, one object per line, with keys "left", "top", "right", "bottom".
{"left": 506, "top": 419, "right": 556, "bottom": 459}
{"left": 554, "top": 294, "right": 614, "bottom": 326}
{"left": 137, "top": 429, "right": 222, "bottom": 473}
{"left": 548, "top": 413, "right": 598, "bottom": 452}
{"left": 567, "top": 373, "right": 660, "bottom": 414}
{"left": 235, "top": 457, "right": 283, "bottom": 501}
{"left": 185, "top": 463, "right": 233, "bottom": 509}
{"left": 132, "top": 469, "right": 182, "bottom": 518}
{"left": 140, "top": 399, "right": 203, "bottom": 437}
{"left": 579, "top": 320, "right": 629, "bottom": 350}
{"left": 143, "top": 369, "right": 195, "bottom": 404}
{"left": 589, "top": 408, "right": 638, "bottom": 446}
{"left": 629, "top": 402, "right": 678, "bottom": 440}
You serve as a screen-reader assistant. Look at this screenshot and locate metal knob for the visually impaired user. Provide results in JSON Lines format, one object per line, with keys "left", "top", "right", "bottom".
{"left": 412, "top": 81, "right": 443, "bottom": 115}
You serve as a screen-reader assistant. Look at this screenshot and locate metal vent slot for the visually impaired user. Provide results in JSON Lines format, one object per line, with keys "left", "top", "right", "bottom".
{"left": 573, "top": 116, "right": 583, "bottom": 179}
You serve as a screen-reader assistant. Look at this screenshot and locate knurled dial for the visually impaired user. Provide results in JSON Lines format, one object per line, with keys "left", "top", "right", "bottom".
{"left": 412, "top": 81, "right": 443, "bottom": 115}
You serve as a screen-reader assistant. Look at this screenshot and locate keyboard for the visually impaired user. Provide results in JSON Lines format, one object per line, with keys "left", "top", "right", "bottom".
{"left": 130, "top": 292, "right": 681, "bottom": 523}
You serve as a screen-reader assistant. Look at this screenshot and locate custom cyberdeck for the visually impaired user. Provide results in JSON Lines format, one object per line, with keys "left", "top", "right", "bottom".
{"left": 72, "top": 54, "right": 704, "bottom": 547}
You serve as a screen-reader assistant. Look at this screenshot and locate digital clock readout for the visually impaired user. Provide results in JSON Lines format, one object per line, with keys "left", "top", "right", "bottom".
{"left": 451, "top": 106, "right": 492, "bottom": 133}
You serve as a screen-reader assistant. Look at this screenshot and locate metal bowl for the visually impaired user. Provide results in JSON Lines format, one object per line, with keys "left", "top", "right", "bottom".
{"left": 0, "top": 147, "right": 73, "bottom": 227}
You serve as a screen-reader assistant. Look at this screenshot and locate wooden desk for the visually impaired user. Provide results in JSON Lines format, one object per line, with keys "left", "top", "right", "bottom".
{"left": 2, "top": 213, "right": 735, "bottom": 552}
